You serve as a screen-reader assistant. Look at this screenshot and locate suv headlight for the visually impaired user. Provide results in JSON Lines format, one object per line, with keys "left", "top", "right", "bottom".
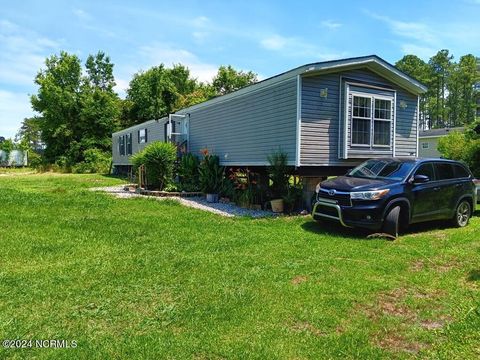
{"left": 350, "top": 189, "right": 390, "bottom": 200}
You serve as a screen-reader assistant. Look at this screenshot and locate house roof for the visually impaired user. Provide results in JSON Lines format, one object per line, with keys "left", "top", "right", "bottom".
{"left": 419, "top": 127, "right": 465, "bottom": 138}
{"left": 114, "top": 55, "right": 427, "bottom": 134}
{"left": 176, "top": 55, "right": 427, "bottom": 115}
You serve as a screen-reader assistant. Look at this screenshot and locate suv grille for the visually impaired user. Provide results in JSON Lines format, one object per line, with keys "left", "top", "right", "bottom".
{"left": 318, "top": 188, "right": 352, "bottom": 206}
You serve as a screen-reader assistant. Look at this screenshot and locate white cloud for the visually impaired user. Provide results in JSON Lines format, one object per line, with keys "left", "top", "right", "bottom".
{"left": 73, "top": 8, "right": 92, "bottom": 21}
{"left": 320, "top": 20, "right": 342, "bottom": 30}
{"left": 366, "top": 12, "right": 437, "bottom": 44}
{"left": 114, "top": 42, "right": 218, "bottom": 93}
{"left": 0, "top": 20, "right": 61, "bottom": 136}
{"left": 260, "top": 33, "right": 347, "bottom": 61}
{"left": 400, "top": 44, "right": 438, "bottom": 60}
{"left": 0, "top": 90, "right": 33, "bottom": 138}
{"left": 192, "top": 16, "right": 210, "bottom": 28}
{"left": 260, "top": 34, "right": 289, "bottom": 50}
{"left": 0, "top": 19, "right": 60, "bottom": 86}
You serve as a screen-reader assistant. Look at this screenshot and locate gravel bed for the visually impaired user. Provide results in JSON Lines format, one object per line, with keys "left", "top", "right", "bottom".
{"left": 90, "top": 185, "right": 276, "bottom": 218}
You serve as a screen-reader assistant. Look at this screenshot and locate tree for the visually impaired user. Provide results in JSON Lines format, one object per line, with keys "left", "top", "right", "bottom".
{"left": 212, "top": 65, "right": 257, "bottom": 95}
{"left": 31, "top": 51, "right": 82, "bottom": 162}
{"left": 429, "top": 50, "right": 453, "bottom": 128}
{"left": 395, "top": 55, "right": 432, "bottom": 129}
{"left": 126, "top": 65, "right": 178, "bottom": 123}
{"left": 457, "top": 55, "right": 478, "bottom": 124}
{"left": 15, "top": 116, "right": 44, "bottom": 152}
{"left": 31, "top": 51, "right": 121, "bottom": 164}
{"left": 74, "top": 51, "right": 120, "bottom": 161}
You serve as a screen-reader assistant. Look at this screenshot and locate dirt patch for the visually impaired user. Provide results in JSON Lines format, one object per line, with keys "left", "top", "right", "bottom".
{"left": 409, "top": 258, "right": 460, "bottom": 273}
{"left": 420, "top": 319, "right": 445, "bottom": 330}
{"left": 291, "top": 275, "right": 308, "bottom": 285}
{"left": 364, "top": 288, "right": 416, "bottom": 320}
{"left": 375, "top": 332, "right": 426, "bottom": 354}
{"left": 290, "top": 321, "right": 325, "bottom": 337}
{"left": 410, "top": 260, "right": 424, "bottom": 272}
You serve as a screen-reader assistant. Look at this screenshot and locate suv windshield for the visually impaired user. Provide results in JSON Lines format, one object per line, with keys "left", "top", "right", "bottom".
{"left": 348, "top": 159, "right": 414, "bottom": 180}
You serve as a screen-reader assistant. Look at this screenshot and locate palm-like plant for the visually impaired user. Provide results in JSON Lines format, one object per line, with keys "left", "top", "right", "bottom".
{"left": 199, "top": 154, "right": 224, "bottom": 194}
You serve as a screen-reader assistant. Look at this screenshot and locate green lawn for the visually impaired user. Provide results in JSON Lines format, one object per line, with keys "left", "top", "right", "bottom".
{"left": 0, "top": 173, "right": 479, "bottom": 359}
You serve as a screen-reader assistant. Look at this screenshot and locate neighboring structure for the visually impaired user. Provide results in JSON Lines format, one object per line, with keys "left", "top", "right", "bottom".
{"left": 0, "top": 150, "right": 28, "bottom": 167}
{"left": 418, "top": 127, "right": 465, "bottom": 158}
{"left": 113, "top": 55, "right": 427, "bottom": 176}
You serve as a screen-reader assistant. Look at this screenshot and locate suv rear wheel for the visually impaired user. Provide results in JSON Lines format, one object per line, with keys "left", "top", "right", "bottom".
{"left": 453, "top": 200, "right": 471, "bottom": 227}
{"left": 383, "top": 206, "right": 401, "bottom": 238}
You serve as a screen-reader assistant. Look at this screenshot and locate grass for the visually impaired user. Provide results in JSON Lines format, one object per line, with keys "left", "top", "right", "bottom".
{"left": 0, "top": 172, "right": 479, "bottom": 359}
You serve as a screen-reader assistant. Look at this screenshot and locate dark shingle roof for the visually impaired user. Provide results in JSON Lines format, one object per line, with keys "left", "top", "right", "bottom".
{"left": 419, "top": 127, "right": 465, "bottom": 138}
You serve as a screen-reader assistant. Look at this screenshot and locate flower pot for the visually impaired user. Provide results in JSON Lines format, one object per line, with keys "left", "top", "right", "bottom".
{"left": 206, "top": 193, "right": 219, "bottom": 203}
{"left": 270, "top": 199, "right": 284, "bottom": 213}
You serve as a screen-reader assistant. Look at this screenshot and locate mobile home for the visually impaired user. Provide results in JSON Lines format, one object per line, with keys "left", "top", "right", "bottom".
{"left": 113, "top": 55, "right": 426, "bottom": 178}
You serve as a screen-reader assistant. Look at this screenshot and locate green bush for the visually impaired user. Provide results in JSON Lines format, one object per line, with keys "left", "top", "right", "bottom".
{"left": 131, "top": 141, "right": 177, "bottom": 190}
{"left": 28, "top": 152, "right": 44, "bottom": 170}
{"left": 199, "top": 154, "right": 224, "bottom": 194}
{"left": 267, "top": 150, "right": 290, "bottom": 199}
{"left": 438, "top": 130, "right": 480, "bottom": 177}
{"left": 72, "top": 148, "right": 111, "bottom": 174}
{"left": 178, "top": 153, "right": 200, "bottom": 192}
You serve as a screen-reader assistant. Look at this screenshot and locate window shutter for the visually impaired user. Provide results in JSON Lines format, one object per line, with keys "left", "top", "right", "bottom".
{"left": 145, "top": 128, "right": 148, "bottom": 143}
{"left": 138, "top": 130, "right": 140, "bottom": 143}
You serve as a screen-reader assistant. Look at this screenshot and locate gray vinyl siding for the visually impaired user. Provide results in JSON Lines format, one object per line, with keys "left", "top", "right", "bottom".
{"left": 112, "top": 118, "right": 167, "bottom": 165}
{"left": 300, "top": 68, "right": 418, "bottom": 165}
{"left": 178, "top": 77, "right": 298, "bottom": 165}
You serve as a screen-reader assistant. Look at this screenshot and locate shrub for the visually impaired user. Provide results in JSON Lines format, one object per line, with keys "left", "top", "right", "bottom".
{"left": 283, "top": 182, "right": 303, "bottom": 214}
{"left": 198, "top": 154, "right": 224, "bottom": 194}
{"left": 438, "top": 131, "right": 469, "bottom": 161}
{"left": 131, "top": 141, "right": 177, "bottom": 190}
{"left": 178, "top": 153, "right": 200, "bottom": 191}
{"left": 438, "top": 130, "right": 480, "bottom": 177}
{"left": 28, "top": 151, "right": 44, "bottom": 170}
{"left": 267, "top": 150, "right": 290, "bottom": 199}
{"left": 72, "top": 148, "right": 111, "bottom": 174}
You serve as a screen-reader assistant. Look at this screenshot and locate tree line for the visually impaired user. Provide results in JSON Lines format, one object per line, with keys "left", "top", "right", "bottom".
{"left": 18, "top": 51, "right": 257, "bottom": 168}
{"left": 395, "top": 50, "right": 479, "bottom": 130}
{"left": 13, "top": 49, "right": 480, "bottom": 169}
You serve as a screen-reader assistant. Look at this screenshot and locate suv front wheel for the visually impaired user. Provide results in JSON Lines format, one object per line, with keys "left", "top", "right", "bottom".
{"left": 453, "top": 200, "right": 471, "bottom": 227}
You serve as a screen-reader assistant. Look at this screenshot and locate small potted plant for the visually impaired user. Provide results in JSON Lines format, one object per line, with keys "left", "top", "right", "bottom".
{"left": 199, "top": 149, "right": 224, "bottom": 203}
{"left": 267, "top": 151, "right": 290, "bottom": 213}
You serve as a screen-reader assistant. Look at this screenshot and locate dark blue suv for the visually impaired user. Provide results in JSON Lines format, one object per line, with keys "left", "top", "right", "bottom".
{"left": 312, "top": 158, "right": 477, "bottom": 238}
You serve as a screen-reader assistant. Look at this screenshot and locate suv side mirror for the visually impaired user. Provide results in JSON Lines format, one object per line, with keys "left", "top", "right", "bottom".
{"left": 412, "top": 174, "right": 430, "bottom": 184}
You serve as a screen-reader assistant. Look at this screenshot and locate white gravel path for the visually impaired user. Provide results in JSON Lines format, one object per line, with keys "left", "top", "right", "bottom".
{"left": 90, "top": 185, "right": 276, "bottom": 218}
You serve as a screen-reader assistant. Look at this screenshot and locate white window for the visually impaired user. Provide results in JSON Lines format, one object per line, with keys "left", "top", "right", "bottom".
{"left": 373, "top": 99, "right": 392, "bottom": 146}
{"left": 422, "top": 142, "right": 429, "bottom": 149}
{"left": 138, "top": 128, "right": 147, "bottom": 143}
{"left": 352, "top": 96, "right": 371, "bottom": 145}
{"left": 351, "top": 93, "right": 393, "bottom": 148}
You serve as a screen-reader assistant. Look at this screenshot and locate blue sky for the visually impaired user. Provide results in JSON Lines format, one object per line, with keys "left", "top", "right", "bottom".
{"left": 1, "top": 0, "right": 479, "bottom": 138}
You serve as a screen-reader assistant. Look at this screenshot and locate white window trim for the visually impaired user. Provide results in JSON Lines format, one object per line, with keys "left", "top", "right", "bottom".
{"left": 349, "top": 91, "right": 394, "bottom": 149}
